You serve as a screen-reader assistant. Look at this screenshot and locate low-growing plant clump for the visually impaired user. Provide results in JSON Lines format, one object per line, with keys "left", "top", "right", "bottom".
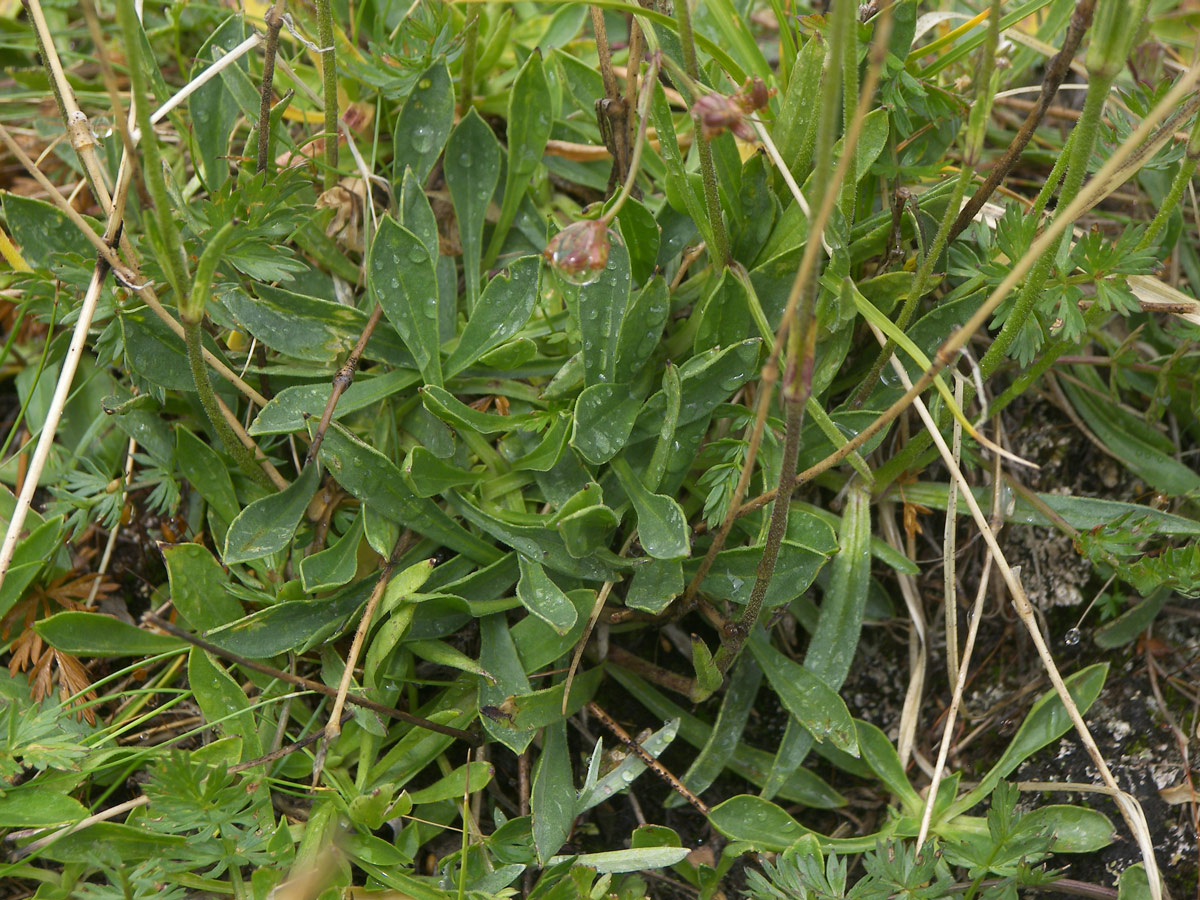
{"left": 0, "top": 1, "right": 1197, "bottom": 898}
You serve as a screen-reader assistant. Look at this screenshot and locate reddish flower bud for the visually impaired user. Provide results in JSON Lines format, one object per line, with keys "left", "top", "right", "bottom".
{"left": 693, "top": 92, "right": 756, "bottom": 141}
{"left": 544, "top": 219, "right": 610, "bottom": 285}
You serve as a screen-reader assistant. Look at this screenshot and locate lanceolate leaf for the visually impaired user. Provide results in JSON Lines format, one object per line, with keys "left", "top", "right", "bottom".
{"left": 485, "top": 50, "right": 552, "bottom": 269}
{"left": 444, "top": 256, "right": 541, "bottom": 376}
{"left": 444, "top": 109, "right": 501, "bottom": 310}
{"left": 516, "top": 555, "right": 578, "bottom": 635}
{"left": 393, "top": 57, "right": 454, "bottom": 186}
{"left": 223, "top": 464, "right": 320, "bottom": 565}
{"left": 318, "top": 422, "right": 501, "bottom": 564}
{"left": 369, "top": 217, "right": 443, "bottom": 387}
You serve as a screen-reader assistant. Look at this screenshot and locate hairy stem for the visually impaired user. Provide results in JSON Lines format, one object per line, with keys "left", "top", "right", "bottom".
{"left": 184, "top": 318, "right": 273, "bottom": 490}
{"left": 672, "top": 0, "right": 730, "bottom": 268}
{"left": 256, "top": 0, "right": 287, "bottom": 173}
{"left": 315, "top": 0, "right": 338, "bottom": 189}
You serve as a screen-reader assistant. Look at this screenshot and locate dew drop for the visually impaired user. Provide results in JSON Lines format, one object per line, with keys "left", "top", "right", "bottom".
{"left": 418, "top": 78, "right": 432, "bottom": 90}
{"left": 410, "top": 124, "right": 437, "bottom": 154}
{"left": 1064, "top": 627, "right": 1081, "bottom": 647}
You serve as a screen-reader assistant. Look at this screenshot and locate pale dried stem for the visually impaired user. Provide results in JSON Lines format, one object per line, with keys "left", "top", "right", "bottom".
{"left": 313, "top": 533, "right": 412, "bottom": 788}
{"left": 731, "top": 60, "right": 1200, "bottom": 524}
{"left": 683, "top": 8, "right": 892, "bottom": 612}
{"left": 874, "top": 324, "right": 1162, "bottom": 899}
{"left": 879, "top": 504, "right": 926, "bottom": 769}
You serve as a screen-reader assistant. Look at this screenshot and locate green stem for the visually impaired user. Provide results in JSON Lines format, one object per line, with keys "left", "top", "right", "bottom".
{"left": 116, "top": 0, "right": 188, "bottom": 298}
{"left": 184, "top": 318, "right": 272, "bottom": 489}
{"left": 978, "top": 75, "right": 1111, "bottom": 376}
{"left": 838, "top": 0, "right": 858, "bottom": 221}
{"left": 853, "top": 0, "right": 1001, "bottom": 407}
{"left": 458, "top": 14, "right": 478, "bottom": 116}
{"left": 315, "top": 0, "right": 339, "bottom": 190}
{"left": 672, "top": 0, "right": 730, "bottom": 269}
{"left": 1138, "top": 105, "right": 1200, "bottom": 250}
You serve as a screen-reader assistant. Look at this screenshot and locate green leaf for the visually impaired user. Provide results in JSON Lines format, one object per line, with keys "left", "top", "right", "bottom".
{"left": 164, "top": 543, "right": 243, "bottom": 632}
{"left": 532, "top": 720, "right": 574, "bottom": 865}
{"left": 175, "top": 426, "right": 239, "bottom": 523}
{"left": 399, "top": 167, "right": 439, "bottom": 257}
{"left": 571, "top": 383, "right": 643, "bottom": 465}
{"left": 614, "top": 199, "right": 660, "bottom": 285}
{"left": 547, "top": 846, "right": 691, "bottom": 874}
{"left": 511, "top": 588, "right": 593, "bottom": 671}
{"left": 444, "top": 108, "right": 502, "bottom": 309}
{"left": 205, "top": 579, "right": 371, "bottom": 657}
{"left": 319, "top": 422, "right": 501, "bottom": 564}
{"left": 33, "top": 612, "right": 184, "bottom": 657}
{"left": 608, "top": 666, "right": 845, "bottom": 808}
{"left": 577, "top": 718, "right": 679, "bottom": 813}
{"left": 1117, "top": 863, "right": 1153, "bottom": 900}
{"left": 223, "top": 463, "right": 320, "bottom": 565}
{"left": 369, "top": 217, "right": 443, "bottom": 387}
{"left": 1020, "top": 805, "right": 1114, "bottom": 853}
{"left": 404, "top": 446, "right": 483, "bottom": 497}
{"left": 187, "top": 647, "right": 262, "bottom": 759}
{"left": 250, "top": 369, "right": 420, "bottom": 436}
{"left": 2, "top": 193, "right": 96, "bottom": 269}
{"left": 509, "top": 414, "right": 570, "bottom": 472}
{"left": 420, "top": 384, "right": 536, "bottom": 434}
{"left": 1063, "top": 379, "right": 1200, "bottom": 496}
{"left": 299, "top": 509, "right": 365, "bottom": 592}
{"left": 625, "top": 557, "right": 683, "bottom": 613}
{"left": 690, "top": 636, "right": 723, "bottom": 700}
{"left": 611, "top": 456, "right": 689, "bottom": 560}
{"left": 188, "top": 15, "right": 248, "bottom": 191}
{"left": 445, "top": 492, "right": 614, "bottom": 580}
{"left": 853, "top": 719, "right": 922, "bottom": 812}
{"left": 445, "top": 256, "right": 541, "bottom": 376}
{"left": 407, "top": 760, "right": 494, "bottom": 805}
{"left": 803, "top": 484, "right": 871, "bottom": 687}
{"left": 687, "top": 541, "right": 827, "bottom": 610}
{"left": 614, "top": 276, "right": 671, "bottom": 378}
{"left": 405, "top": 639, "right": 493, "bottom": 682}
{"left": 707, "top": 795, "right": 808, "bottom": 851}
{"left": 219, "top": 283, "right": 404, "bottom": 364}
{"left": 0, "top": 791, "right": 87, "bottom": 827}
{"left": 672, "top": 655, "right": 761, "bottom": 803}
{"left": 485, "top": 51, "right": 553, "bottom": 269}
{"left": 0, "top": 515, "right": 64, "bottom": 620}
{"left": 694, "top": 268, "right": 751, "bottom": 354}
{"left": 576, "top": 237, "right": 632, "bottom": 386}
{"left": 748, "top": 632, "right": 858, "bottom": 756}
{"left": 393, "top": 57, "right": 455, "bottom": 186}
{"left": 946, "top": 664, "right": 1109, "bottom": 816}
{"left": 479, "top": 612, "right": 534, "bottom": 753}
{"left": 517, "top": 555, "right": 579, "bottom": 635}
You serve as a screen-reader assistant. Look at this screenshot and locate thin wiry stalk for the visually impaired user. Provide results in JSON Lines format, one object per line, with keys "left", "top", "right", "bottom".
{"left": 730, "top": 62, "right": 1200, "bottom": 519}
{"left": 706, "top": 4, "right": 893, "bottom": 670}
{"left": 948, "top": 0, "right": 1098, "bottom": 242}
{"left": 257, "top": 0, "right": 288, "bottom": 173}
{"left": 315, "top": 0, "right": 339, "bottom": 189}
{"left": 671, "top": 0, "right": 729, "bottom": 267}
{"left": 875, "top": 323, "right": 1163, "bottom": 900}
{"left": 853, "top": 0, "right": 1002, "bottom": 408}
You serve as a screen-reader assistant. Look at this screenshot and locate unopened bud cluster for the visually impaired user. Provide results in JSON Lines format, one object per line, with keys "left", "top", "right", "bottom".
{"left": 692, "top": 76, "right": 775, "bottom": 141}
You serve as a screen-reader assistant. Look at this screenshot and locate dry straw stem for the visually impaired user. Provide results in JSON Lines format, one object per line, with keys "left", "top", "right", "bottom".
{"left": 313, "top": 532, "right": 414, "bottom": 788}
{"left": 877, "top": 503, "right": 926, "bottom": 771}
{"left": 729, "top": 58, "right": 1200, "bottom": 524}
{"left": 0, "top": 3, "right": 290, "bottom": 592}
{"left": 873, "top": 323, "right": 1162, "bottom": 900}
